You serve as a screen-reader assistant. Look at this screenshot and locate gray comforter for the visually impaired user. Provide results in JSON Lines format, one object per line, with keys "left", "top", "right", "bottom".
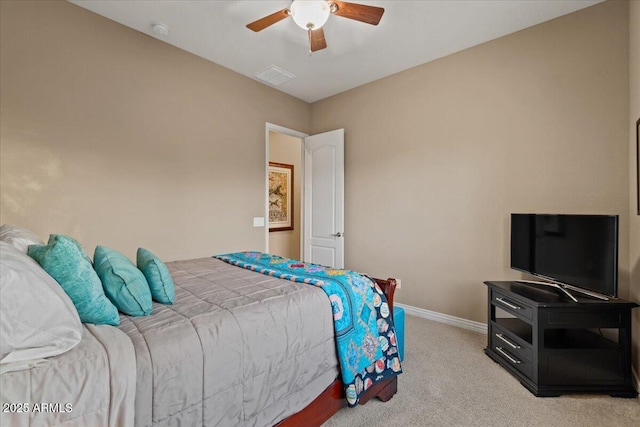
{"left": 0, "top": 324, "right": 136, "bottom": 427}
{"left": 118, "top": 257, "right": 340, "bottom": 427}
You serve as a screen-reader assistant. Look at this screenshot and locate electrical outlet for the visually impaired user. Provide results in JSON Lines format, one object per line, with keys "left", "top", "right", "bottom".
{"left": 396, "top": 279, "right": 402, "bottom": 289}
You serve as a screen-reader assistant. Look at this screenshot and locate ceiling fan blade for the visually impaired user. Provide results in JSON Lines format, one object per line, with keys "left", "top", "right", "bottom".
{"left": 246, "top": 8, "right": 290, "bottom": 32}
{"left": 309, "top": 28, "right": 327, "bottom": 52}
{"left": 331, "top": 1, "right": 384, "bottom": 25}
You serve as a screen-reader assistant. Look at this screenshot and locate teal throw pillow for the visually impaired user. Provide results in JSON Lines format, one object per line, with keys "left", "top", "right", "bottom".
{"left": 136, "top": 247, "right": 175, "bottom": 305}
{"left": 27, "top": 235, "right": 120, "bottom": 326}
{"left": 94, "top": 246, "right": 152, "bottom": 317}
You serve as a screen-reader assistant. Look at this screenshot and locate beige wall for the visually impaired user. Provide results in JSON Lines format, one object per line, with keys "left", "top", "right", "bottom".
{"left": 0, "top": 1, "right": 310, "bottom": 261}
{"left": 629, "top": 0, "right": 640, "bottom": 383}
{"left": 311, "top": 1, "right": 630, "bottom": 323}
{"left": 1, "top": 1, "right": 635, "bottom": 331}
{"left": 268, "top": 131, "right": 302, "bottom": 260}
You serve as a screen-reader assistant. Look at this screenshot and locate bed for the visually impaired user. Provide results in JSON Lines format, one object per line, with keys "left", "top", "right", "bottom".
{"left": 0, "top": 230, "right": 400, "bottom": 427}
{"left": 119, "top": 256, "right": 400, "bottom": 426}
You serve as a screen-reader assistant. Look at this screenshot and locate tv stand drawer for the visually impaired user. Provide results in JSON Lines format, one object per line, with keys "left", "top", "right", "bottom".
{"left": 491, "top": 323, "right": 532, "bottom": 362}
{"left": 491, "top": 345, "right": 533, "bottom": 380}
{"left": 492, "top": 289, "right": 533, "bottom": 321}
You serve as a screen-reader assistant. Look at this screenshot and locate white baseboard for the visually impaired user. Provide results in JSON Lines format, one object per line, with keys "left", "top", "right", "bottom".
{"left": 395, "top": 303, "right": 487, "bottom": 334}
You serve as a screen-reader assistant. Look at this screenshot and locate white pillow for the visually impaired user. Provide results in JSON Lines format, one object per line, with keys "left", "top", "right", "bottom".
{"left": 0, "top": 242, "right": 82, "bottom": 368}
{"left": 0, "top": 224, "right": 45, "bottom": 253}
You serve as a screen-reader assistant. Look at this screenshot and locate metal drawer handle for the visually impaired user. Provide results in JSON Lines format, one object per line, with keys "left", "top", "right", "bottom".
{"left": 495, "top": 297, "right": 521, "bottom": 310}
{"left": 496, "top": 333, "right": 521, "bottom": 349}
{"left": 496, "top": 347, "right": 522, "bottom": 364}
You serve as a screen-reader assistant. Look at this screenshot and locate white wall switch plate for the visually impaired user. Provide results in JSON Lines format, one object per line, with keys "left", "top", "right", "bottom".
{"left": 396, "top": 279, "right": 402, "bottom": 289}
{"left": 253, "top": 217, "right": 265, "bottom": 227}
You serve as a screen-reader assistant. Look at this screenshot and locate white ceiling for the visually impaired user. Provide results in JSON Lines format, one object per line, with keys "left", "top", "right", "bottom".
{"left": 69, "top": 0, "right": 603, "bottom": 103}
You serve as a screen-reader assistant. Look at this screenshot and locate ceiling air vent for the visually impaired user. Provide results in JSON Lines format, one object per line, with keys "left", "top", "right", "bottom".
{"left": 255, "top": 65, "right": 295, "bottom": 87}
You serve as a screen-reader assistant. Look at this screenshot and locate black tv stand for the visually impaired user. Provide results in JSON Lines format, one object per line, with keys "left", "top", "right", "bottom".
{"left": 484, "top": 281, "right": 638, "bottom": 398}
{"left": 516, "top": 280, "right": 579, "bottom": 303}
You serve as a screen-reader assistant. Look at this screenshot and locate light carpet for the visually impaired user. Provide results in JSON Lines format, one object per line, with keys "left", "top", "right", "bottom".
{"left": 322, "top": 314, "right": 640, "bottom": 427}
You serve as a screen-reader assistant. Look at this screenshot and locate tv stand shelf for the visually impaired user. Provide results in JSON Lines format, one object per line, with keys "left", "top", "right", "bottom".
{"left": 484, "top": 281, "right": 638, "bottom": 398}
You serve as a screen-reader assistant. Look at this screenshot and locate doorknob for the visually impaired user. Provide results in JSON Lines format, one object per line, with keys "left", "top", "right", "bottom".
{"left": 331, "top": 232, "right": 344, "bottom": 237}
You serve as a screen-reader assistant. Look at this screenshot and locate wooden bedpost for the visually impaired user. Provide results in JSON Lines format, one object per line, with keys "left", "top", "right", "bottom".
{"left": 373, "top": 277, "right": 397, "bottom": 314}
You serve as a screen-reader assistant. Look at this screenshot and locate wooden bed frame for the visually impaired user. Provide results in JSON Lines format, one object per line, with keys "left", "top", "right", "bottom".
{"left": 277, "top": 278, "right": 399, "bottom": 427}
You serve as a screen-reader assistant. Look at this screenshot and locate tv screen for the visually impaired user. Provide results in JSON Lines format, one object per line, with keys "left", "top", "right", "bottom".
{"left": 510, "top": 214, "right": 618, "bottom": 298}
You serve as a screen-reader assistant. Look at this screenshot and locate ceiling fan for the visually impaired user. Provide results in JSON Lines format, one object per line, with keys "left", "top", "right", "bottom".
{"left": 246, "top": 0, "right": 385, "bottom": 52}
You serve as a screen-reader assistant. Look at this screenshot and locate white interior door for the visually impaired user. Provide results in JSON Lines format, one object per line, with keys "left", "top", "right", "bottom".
{"left": 303, "top": 129, "right": 344, "bottom": 268}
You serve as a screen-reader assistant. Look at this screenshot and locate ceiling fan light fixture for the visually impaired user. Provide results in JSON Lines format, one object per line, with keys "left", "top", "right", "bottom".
{"left": 290, "top": 0, "right": 331, "bottom": 30}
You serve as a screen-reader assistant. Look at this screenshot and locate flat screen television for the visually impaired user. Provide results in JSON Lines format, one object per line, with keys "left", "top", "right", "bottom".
{"left": 510, "top": 214, "right": 618, "bottom": 300}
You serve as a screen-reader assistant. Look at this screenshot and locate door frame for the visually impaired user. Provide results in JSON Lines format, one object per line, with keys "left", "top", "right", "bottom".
{"left": 265, "top": 123, "right": 308, "bottom": 255}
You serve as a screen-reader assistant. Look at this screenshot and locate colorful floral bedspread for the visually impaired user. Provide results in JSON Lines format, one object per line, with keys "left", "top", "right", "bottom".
{"left": 214, "top": 252, "right": 402, "bottom": 406}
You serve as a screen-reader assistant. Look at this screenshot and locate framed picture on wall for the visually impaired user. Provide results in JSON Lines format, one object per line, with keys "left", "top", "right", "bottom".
{"left": 268, "top": 162, "right": 294, "bottom": 231}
